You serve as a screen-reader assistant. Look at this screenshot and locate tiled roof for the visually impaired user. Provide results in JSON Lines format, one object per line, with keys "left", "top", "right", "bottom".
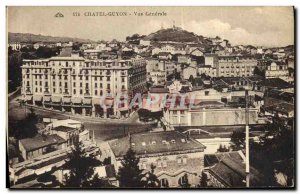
{"left": 265, "top": 102, "right": 294, "bottom": 114}
{"left": 20, "top": 134, "right": 66, "bottom": 152}
{"left": 205, "top": 152, "right": 263, "bottom": 187}
{"left": 149, "top": 87, "right": 169, "bottom": 93}
{"left": 258, "top": 78, "right": 292, "bottom": 89}
{"left": 53, "top": 126, "right": 76, "bottom": 132}
{"left": 109, "top": 131, "right": 206, "bottom": 158}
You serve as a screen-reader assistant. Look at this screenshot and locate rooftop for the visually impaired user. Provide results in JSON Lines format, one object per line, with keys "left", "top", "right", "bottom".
{"left": 258, "top": 78, "right": 293, "bottom": 89}
{"left": 149, "top": 86, "right": 169, "bottom": 94}
{"left": 19, "top": 134, "right": 66, "bottom": 152}
{"left": 204, "top": 151, "right": 263, "bottom": 187}
{"left": 108, "top": 131, "right": 206, "bottom": 158}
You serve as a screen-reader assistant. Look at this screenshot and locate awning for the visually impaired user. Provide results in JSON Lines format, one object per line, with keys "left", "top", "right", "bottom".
{"left": 43, "top": 96, "right": 51, "bottom": 102}
{"left": 33, "top": 95, "right": 42, "bottom": 102}
{"left": 52, "top": 96, "right": 61, "bottom": 103}
{"left": 93, "top": 98, "right": 101, "bottom": 105}
{"left": 83, "top": 98, "right": 92, "bottom": 105}
{"left": 104, "top": 98, "right": 114, "bottom": 106}
{"left": 63, "top": 97, "right": 71, "bottom": 103}
{"left": 25, "top": 95, "right": 33, "bottom": 101}
{"left": 71, "top": 97, "right": 82, "bottom": 104}
{"left": 118, "top": 107, "right": 129, "bottom": 111}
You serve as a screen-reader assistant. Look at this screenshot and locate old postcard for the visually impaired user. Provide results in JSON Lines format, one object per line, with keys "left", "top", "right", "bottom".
{"left": 6, "top": 6, "right": 295, "bottom": 189}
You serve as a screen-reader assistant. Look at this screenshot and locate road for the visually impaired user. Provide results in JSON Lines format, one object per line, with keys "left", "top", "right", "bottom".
{"left": 8, "top": 98, "right": 152, "bottom": 144}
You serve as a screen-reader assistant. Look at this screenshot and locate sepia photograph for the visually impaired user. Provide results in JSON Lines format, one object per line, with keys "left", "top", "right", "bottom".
{"left": 6, "top": 6, "right": 295, "bottom": 189}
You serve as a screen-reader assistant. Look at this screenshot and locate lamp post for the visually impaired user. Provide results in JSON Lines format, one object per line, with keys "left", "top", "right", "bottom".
{"left": 245, "top": 90, "right": 250, "bottom": 188}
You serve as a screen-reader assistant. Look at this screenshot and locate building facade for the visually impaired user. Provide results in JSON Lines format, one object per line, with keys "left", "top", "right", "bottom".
{"left": 108, "top": 131, "right": 206, "bottom": 188}
{"left": 216, "top": 56, "right": 257, "bottom": 77}
{"left": 21, "top": 54, "right": 147, "bottom": 118}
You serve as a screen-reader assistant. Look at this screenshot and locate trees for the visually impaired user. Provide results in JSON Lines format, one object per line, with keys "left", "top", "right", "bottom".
{"left": 63, "top": 140, "right": 109, "bottom": 188}
{"left": 9, "top": 108, "right": 39, "bottom": 139}
{"left": 144, "top": 164, "right": 159, "bottom": 188}
{"left": 117, "top": 148, "right": 145, "bottom": 188}
{"left": 199, "top": 171, "right": 208, "bottom": 187}
{"left": 188, "top": 75, "right": 195, "bottom": 85}
{"left": 217, "top": 144, "right": 229, "bottom": 152}
{"left": 179, "top": 173, "right": 191, "bottom": 188}
{"left": 230, "top": 130, "right": 245, "bottom": 151}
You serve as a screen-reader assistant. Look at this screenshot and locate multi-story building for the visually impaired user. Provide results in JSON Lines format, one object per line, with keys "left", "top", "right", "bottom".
{"left": 8, "top": 42, "right": 22, "bottom": 51}
{"left": 265, "top": 61, "right": 289, "bottom": 82}
{"left": 204, "top": 54, "right": 218, "bottom": 68}
{"left": 108, "top": 131, "right": 206, "bottom": 188}
{"left": 163, "top": 100, "right": 259, "bottom": 129}
{"left": 198, "top": 65, "right": 217, "bottom": 78}
{"left": 21, "top": 53, "right": 147, "bottom": 118}
{"left": 148, "top": 70, "right": 166, "bottom": 85}
{"left": 216, "top": 56, "right": 257, "bottom": 77}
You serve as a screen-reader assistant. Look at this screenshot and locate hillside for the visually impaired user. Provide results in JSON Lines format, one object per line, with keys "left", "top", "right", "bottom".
{"left": 8, "top": 32, "right": 94, "bottom": 43}
{"left": 144, "top": 27, "right": 205, "bottom": 43}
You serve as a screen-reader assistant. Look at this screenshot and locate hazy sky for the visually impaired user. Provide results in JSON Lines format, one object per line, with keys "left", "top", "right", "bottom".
{"left": 7, "top": 6, "right": 294, "bottom": 47}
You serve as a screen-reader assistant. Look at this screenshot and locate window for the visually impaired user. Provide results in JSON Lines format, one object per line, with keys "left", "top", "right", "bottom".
{"left": 156, "top": 159, "right": 162, "bottom": 168}
{"left": 95, "top": 90, "right": 98, "bottom": 95}
{"left": 80, "top": 89, "right": 83, "bottom": 95}
{"left": 95, "top": 83, "right": 97, "bottom": 88}
{"left": 178, "top": 175, "right": 188, "bottom": 186}
{"left": 140, "top": 161, "right": 147, "bottom": 170}
{"left": 205, "top": 91, "right": 209, "bottom": 96}
{"left": 160, "top": 179, "right": 169, "bottom": 188}
{"left": 73, "top": 82, "right": 76, "bottom": 87}
{"left": 122, "top": 77, "right": 125, "bottom": 82}
{"left": 86, "top": 76, "right": 89, "bottom": 81}
{"left": 73, "top": 89, "right": 76, "bottom": 95}
{"left": 107, "top": 76, "right": 110, "bottom": 81}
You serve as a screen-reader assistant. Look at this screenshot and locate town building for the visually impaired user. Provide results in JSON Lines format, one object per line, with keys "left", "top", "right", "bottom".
{"left": 19, "top": 134, "right": 67, "bottom": 160}
{"left": 163, "top": 100, "right": 259, "bottom": 129}
{"left": 21, "top": 53, "right": 147, "bottom": 118}
{"left": 148, "top": 70, "right": 166, "bottom": 85}
{"left": 265, "top": 61, "right": 289, "bottom": 82}
{"left": 108, "top": 131, "right": 206, "bottom": 188}
{"left": 203, "top": 151, "right": 263, "bottom": 187}
{"left": 198, "top": 65, "right": 217, "bottom": 78}
{"left": 204, "top": 54, "right": 218, "bottom": 68}
{"left": 8, "top": 42, "right": 22, "bottom": 50}
{"left": 216, "top": 56, "right": 257, "bottom": 77}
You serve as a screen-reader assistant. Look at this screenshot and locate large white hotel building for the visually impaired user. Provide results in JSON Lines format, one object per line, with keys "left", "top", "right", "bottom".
{"left": 21, "top": 53, "right": 147, "bottom": 118}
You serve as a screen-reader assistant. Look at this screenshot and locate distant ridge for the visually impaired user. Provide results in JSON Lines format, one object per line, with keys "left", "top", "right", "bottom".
{"left": 8, "top": 32, "right": 95, "bottom": 43}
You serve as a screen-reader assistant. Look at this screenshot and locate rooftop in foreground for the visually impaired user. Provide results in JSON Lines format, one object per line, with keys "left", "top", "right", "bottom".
{"left": 108, "top": 131, "right": 206, "bottom": 158}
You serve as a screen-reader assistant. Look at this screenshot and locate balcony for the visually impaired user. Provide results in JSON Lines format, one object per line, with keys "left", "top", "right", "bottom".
{"left": 25, "top": 88, "right": 32, "bottom": 95}
{"left": 84, "top": 92, "right": 91, "bottom": 97}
